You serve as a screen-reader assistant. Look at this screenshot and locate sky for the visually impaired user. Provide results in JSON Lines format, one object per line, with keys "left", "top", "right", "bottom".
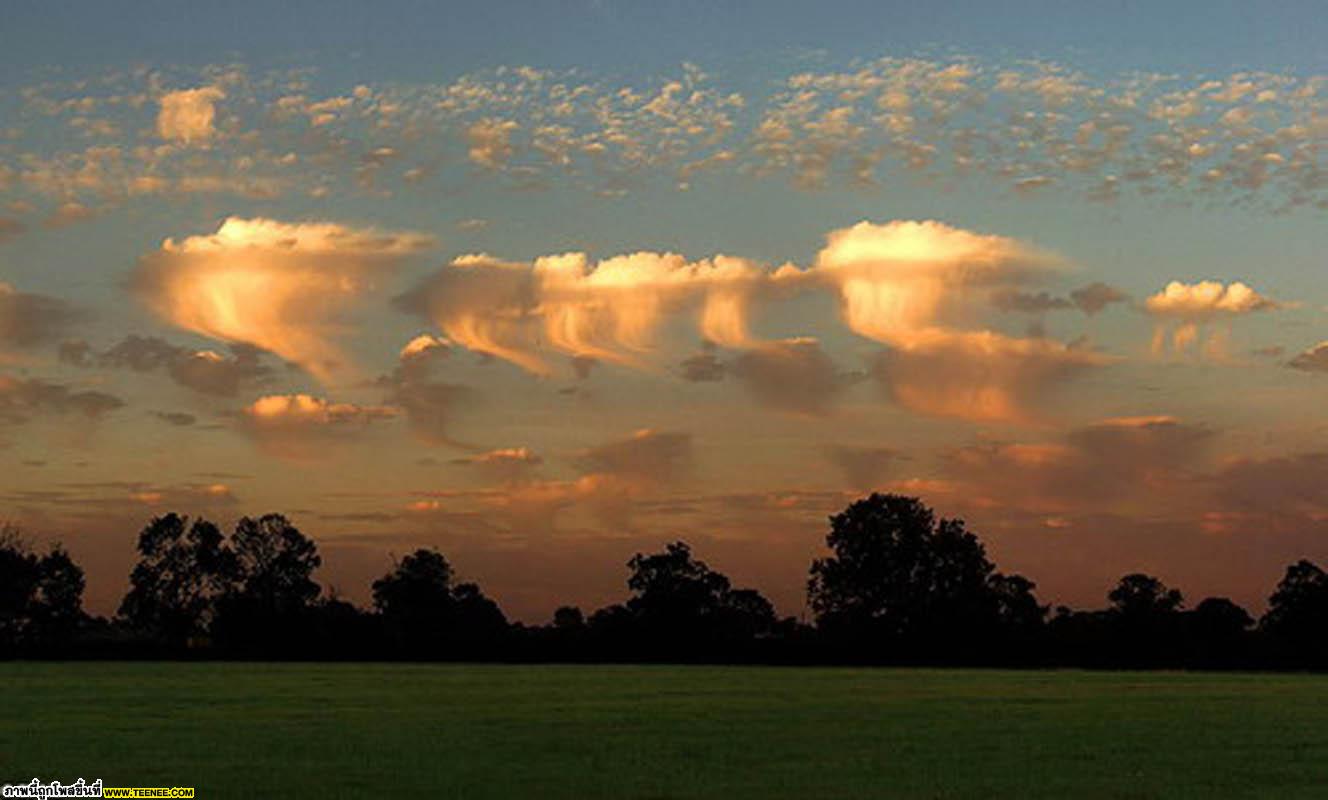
{"left": 3, "top": 1, "right": 1328, "bottom": 622}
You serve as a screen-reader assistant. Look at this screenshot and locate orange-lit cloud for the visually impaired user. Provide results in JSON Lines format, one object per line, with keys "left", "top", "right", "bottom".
{"left": 451, "top": 447, "right": 544, "bottom": 484}
{"left": 239, "top": 393, "right": 397, "bottom": 459}
{"left": 398, "top": 219, "right": 1102, "bottom": 422}
{"left": 806, "top": 221, "right": 1105, "bottom": 422}
{"left": 132, "top": 217, "right": 434, "bottom": 382}
{"left": 807, "top": 219, "right": 1061, "bottom": 340}
{"left": 157, "top": 87, "right": 226, "bottom": 144}
{"left": 871, "top": 330, "right": 1110, "bottom": 423}
{"left": 1145, "top": 280, "right": 1280, "bottom": 357}
{"left": 398, "top": 250, "right": 766, "bottom": 376}
{"left": 1287, "top": 341, "right": 1328, "bottom": 373}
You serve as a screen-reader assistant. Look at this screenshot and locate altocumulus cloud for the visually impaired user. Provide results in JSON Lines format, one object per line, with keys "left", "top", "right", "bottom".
{"left": 131, "top": 217, "right": 435, "bottom": 382}
{"left": 398, "top": 219, "right": 1111, "bottom": 422}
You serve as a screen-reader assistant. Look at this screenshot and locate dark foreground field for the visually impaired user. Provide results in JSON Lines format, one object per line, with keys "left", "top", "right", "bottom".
{"left": 3, "top": 664, "right": 1328, "bottom": 799}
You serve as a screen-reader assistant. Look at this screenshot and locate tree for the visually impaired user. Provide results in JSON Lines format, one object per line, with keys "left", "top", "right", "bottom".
{"left": 373, "top": 548, "right": 455, "bottom": 630}
{"left": 1105, "top": 573, "right": 1185, "bottom": 667}
{"left": 622, "top": 541, "right": 778, "bottom": 649}
{"left": 1185, "top": 597, "right": 1253, "bottom": 668}
{"left": 228, "top": 514, "right": 321, "bottom": 614}
{"left": 0, "top": 526, "right": 86, "bottom": 652}
{"left": 212, "top": 514, "right": 322, "bottom": 653}
{"left": 552, "top": 606, "right": 585, "bottom": 631}
{"left": 807, "top": 494, "right": 1040, "bottom": 660}
{"left": 1108, "top": 573, "right": 1184, "bottom": 618}
{"left": 118, "top": 514, "right": 235, "bottom": 646}
{"left": 372, "top": 548, "right": 507, "bottom": 656}
{"left": 1260, "top": 560, "right": 1328, "bottom": 665}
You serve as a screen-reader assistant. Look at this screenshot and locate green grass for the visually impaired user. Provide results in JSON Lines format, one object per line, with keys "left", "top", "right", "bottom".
{"left": 3, "top": 664, "right": 1327, "bottom": 799}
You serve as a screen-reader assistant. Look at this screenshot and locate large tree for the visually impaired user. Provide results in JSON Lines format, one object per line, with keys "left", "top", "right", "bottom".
{"left": 1260, "top": 559, "right": 1328, "bottom": 664}
{"left": 0, "top": 526, "right": 86, "bottom": 651}
{"left": 118, "top": 514, "right": 235, "bottom": 645}
{"left": 619, "top": 541, "right": 778, "bottom": 646}
{"left": 212, "top": 514, "right": 322, "bottom": 652}
{"left": 227, "top": 514, "right": 321, "bottom": 615}
{"left": 807, "top": 494, "right": 1043, "bottom": 656}
{"left": 372, "top": 548, "right": 507, "bottom": 655}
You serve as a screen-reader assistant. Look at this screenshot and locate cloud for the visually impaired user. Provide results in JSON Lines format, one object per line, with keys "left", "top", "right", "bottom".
{"left": 0, "top": 374, "right": 124, "bottom": 424}
{"left": 798, "top": 220, "right": 1105, "bottom": 422}
{"left": 152, "top": 411, "right": 197, "bottom": 426}
{"left": 990, "top": 289, "right": 1072, "bottom": 314}
{"left": 157, "top": 87, "right": 225, "bottom": 144}
{"left": 451, "top": 447, "right": 543, "bottom": 484}
{"left": 375, "top": 335, "right": 471, "bottom": 446}
{"left": 131, "top": 217, "right": 434, "bottom": 382}
{"left": 826, "top": 445, "right": 900, "bottom": 491}
{"left": 1145, "top": 280, "right": 1279, "bottom": 318}
{"left": 1211, "top": 452, "right": 1328, "bottom": 518}
{"left": 396, "top": 219, "right": 1104, "bottom": 422}
{"left": 943, "top": 415, "right": 1215, "bottom": 513}
{"left": 575, "top": 428, "right": 692, "bottom": 483}
{"left": 0, "top": 217, "right": 26, "bottom": 244}
{"left": 1069, "top": 282, "right": 1129, "bottom": 315}
{"left": 1145, "top": 280, "right": 1280, "bottom": 357}
{"left": 61, "top": 334, "right": 271, "bottom": 396}
{"left": 871, "top": 330, "right": 1110, "bottom": 423}
{"left": 397, "top": 250, "right": 766, "bottom": 376}
{"left": 385, "top": 380, "right": 471, "bottom": 446}
{"left": 466, "top": 119, "right": 519, "bottom": 168}
{"left": 1287, "top": 342, "right": 1328, "bottom": 373}
{"left": 42, "top": 201, "right": 97, "bottom": 229}
{"left": 678, "top": 344, "right": 727, "bottom": 382}
{"left": 729, "top": 338, "right": 851, "bottom": 415}
{"left": 238, "top": 393, "right": 398, "bottom": 460}
{"left": 809, "top": 220, "right": 1061, "bottom": 341}
{"left": 0, "top": 282, "right": 84, "bottom": 348}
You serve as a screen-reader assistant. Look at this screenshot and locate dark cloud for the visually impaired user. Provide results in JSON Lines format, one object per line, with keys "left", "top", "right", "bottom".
{"left": 61, "top": 334, "right": 272, "bottom": 396}
{"left": 0, "top": 285, "right": 85, "bottom": 347}
{"left": 943, "top": 416, "right": 1215, "bottom": 511}
{"left": 0, "top": 375, "right": 124, "bottom": 424}
{"left": 1069, "top": 282, "right": 1130, "bottom": 315}
{"left": 825, "top": 445, "right": 900, "bottom": 491}
{"left": 1287, "top": 342, "right": 1328, "bottom": 373}
{"left": 990, "top": 289, "right": 1072, "bottom": 313}
{"left": 152, "top": 410, "right": 197, "bottom": 426}
{"left": 678, "top": 342, "right": 727, "bottom": 383}
{"left": 576, "top": 429, "right": 692, "bottom": 483}
{"left": 0, "top": 218, "right": 27, "bottom": 244}
{"left": 374, "top": 336, "right": 473, "bottom": 446}
{"left": 1212, "top": 452, "right": 1328, "bottom": 516}
{"left": 730, "top": 339, "right": 852, "bottom": 415}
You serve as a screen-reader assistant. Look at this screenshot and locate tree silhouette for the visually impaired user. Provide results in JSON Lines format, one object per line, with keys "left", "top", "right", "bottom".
{"left": 1108, "top": 573, "right": 1184, "bottom": 617}
{"left": 1105, "top": 573, "right": 1185, "bottom": 666}
{"left": 807, "top": 493, "right": 1042, "bottom": 661}
{"left": 1261, "top": 559, "right": 1328, "bottom": 666}
{"left": 372, "top": 548, "right": 506, "bottom": 656}
{"left": 118, "top": 514, "right": 235, "bottom": 647}
{"left": 212, "top": 514, "right": 322, "bottom": 654}
{"left": 1185, "top": 597, "right": 1254, "bottom": 668}
{"left": 622, "top": 541, "right": 777, "bottom": 651}
{"left": 0, "top": 526, "right": 86, "bottom": 653}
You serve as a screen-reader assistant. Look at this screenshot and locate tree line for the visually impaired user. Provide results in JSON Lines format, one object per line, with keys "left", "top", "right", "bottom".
{"left": 4, "top": 493, "right": 1328, "bottom": 668}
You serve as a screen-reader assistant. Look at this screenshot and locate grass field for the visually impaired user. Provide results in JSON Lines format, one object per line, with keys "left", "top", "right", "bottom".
{"left": 3, "top": 664, "right": 1328, "bottom": 799}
